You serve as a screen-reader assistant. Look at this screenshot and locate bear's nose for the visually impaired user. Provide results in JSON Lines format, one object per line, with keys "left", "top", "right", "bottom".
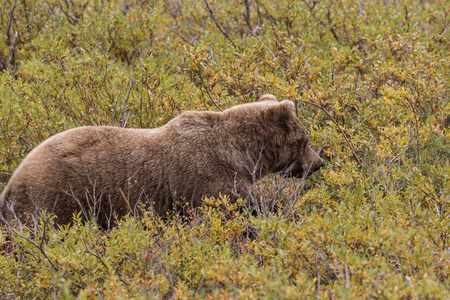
{"left": 321, "top": 160, "right": 325, "bottom": 167}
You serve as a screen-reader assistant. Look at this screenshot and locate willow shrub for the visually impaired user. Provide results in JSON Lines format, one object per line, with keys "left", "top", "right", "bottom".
{"left": 0, "top": 0, "right": 449, "bottom": 298}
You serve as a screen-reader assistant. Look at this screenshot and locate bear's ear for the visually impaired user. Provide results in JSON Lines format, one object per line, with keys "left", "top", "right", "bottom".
{"left": 263, "top": 100, "right": 296, "bottom": 128}
{"left": 280, "top": 100, "right": 295, "bottom": 113}
{"left": 257, "top": 94, "right": 278, "bottom": 102}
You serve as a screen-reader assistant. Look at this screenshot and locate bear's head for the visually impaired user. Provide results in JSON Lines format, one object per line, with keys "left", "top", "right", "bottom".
{"left": 255, "top": 95, "right": 324, "bottom": 179}
{"left": 189, "top": 95, "right": 324, "bottom": 181}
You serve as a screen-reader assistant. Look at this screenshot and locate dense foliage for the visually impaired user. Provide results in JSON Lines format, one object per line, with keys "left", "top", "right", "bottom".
{"left": 0, "top": 0, "right": 449, "bottom": 298}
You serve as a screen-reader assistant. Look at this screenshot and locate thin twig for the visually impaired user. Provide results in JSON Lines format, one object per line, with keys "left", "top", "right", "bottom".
{"left": 244, "top": 0, "right": 253, "bottom": 32}
{"left": 57, "top": 0, "right": 90, "bottom": 25}
{"left": 255, "top": 0, "right": 263, "bottom": 28}
{"left": 169, "top": 9, "right": 194, "bottom": 45}
{"left": 369, "top": 272, "right": 385, "bottom": 300}
{"left": 300, "top": 0, "right": 343, "bottom": 45}
{"left": 119, "top": 187, "right": 133, "bottom": 213}
{"left": 203, "top": 0, "right": 236, "bottom": 47}
{"left": 195, "top": 69, "right": 223, "bottom": 111}
{"left": 120, "top": 81, "right": 134, "bottom": 127}
{"left": 82, "top": 238, "right": 132, "bottom": 287}
{"left": 6, "top": 0, "right": 18, "bottom": 73}
{"left": 6, "top": 0, "right": 18, "bottom": 47}
{"left": 304, "top": 98, "right": 362, "bottom": 166}
{"left": 1, "top": 216, "right": 59, "bottom": 271}
{"left": 314, "top": 247, "right": 321, "bottom": 299}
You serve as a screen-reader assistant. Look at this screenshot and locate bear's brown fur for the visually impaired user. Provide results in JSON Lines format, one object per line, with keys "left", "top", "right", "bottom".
{"left": 0, "top": 95, "right": 323, "bottom": 227}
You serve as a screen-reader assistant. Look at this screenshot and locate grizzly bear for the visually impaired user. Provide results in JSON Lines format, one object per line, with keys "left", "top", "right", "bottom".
{"left": 0, "top": 95, "right": 323, "bottom": 227}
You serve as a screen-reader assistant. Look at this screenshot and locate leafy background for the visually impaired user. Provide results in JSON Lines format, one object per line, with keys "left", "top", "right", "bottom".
{"left": 0, "top": 0, "right": 449, "bottom": 298}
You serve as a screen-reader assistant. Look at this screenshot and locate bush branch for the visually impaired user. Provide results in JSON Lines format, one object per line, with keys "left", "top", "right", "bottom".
{"left": 203, "top": 0, "right": 236, "bottom": 47}
{"left": 304, "top": 98, "right": 362, "bottom": 167}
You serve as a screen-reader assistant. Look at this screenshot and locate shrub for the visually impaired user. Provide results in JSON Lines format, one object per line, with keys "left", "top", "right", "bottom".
{"left": 1, "top": 0, "right": 448, "bottom": 298}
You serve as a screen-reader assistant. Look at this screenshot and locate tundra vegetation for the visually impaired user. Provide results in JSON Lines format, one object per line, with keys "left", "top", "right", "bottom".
{"left": 0, "top": 0, "right": 448, "bottom": 298}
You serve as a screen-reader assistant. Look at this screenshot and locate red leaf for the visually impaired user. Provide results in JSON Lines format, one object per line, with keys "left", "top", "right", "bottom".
{"left": 434, "top": 106, "right": 439, "bottom": 112}
{"left": 145, "top": 252, "right": 152, "bottom": 261}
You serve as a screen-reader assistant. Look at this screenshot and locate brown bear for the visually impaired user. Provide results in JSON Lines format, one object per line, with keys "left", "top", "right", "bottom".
{"left": 0, "top": 95, "right": 323, "bottom": 227}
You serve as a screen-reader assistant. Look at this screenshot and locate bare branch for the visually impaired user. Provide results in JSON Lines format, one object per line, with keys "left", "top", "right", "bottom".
{"left": 300, "top": 0, "right": 343, "bottom": 45}
{"left": 6, "top": 0, "right": 18, "bottom": 48}
{"left": 255, "top": 0, "right": 263, "bottom": 28}
{"left": 303, "top": 97, "right": 362, "bottom": 167}
{"left": 57, "top": 0, "right": 90, "bottom": 25}
{"left": 1, "top": 214, "right": 59, "bottom": 272}
{"left": 369, "top": 272, "right": 385, "bottom": 300}
{"left": 83, "top": 239, "right": 110, "bottom": 271}
{"left": 244, "top": 0, "right": 253, "bottom": 32}
{"left": 119, "top": 187, "right": 133, "bottom": 213}
{"left": 314, "top": 246, "right": 321, "bottom": 299}
{"left": 203, "top": 0, "right": 236, "bottom": 47}
{"left": 6, "top": 0, "right": 19, "bottom": 74}
{"left": 120, "top": 81, "right": 134, "bottom": 127}
{"left": 194, "top": 68, "right": 223, "bottom": 111}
